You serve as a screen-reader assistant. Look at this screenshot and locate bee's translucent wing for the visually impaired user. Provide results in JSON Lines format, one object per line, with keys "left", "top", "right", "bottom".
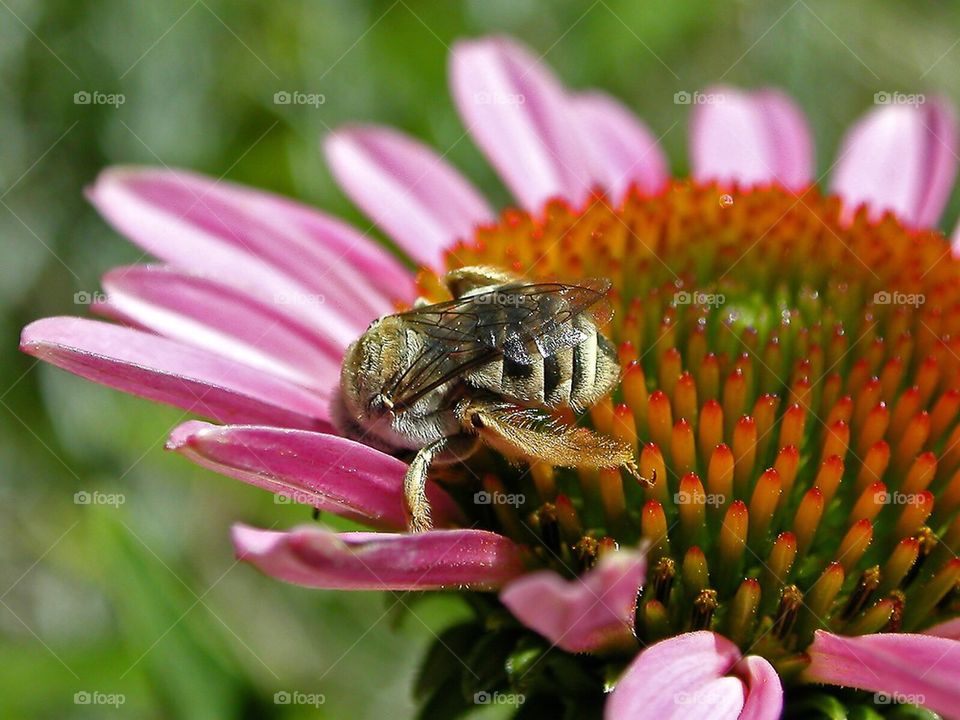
{"left": 385, "top": 279, "right": 611, "bottom": 409}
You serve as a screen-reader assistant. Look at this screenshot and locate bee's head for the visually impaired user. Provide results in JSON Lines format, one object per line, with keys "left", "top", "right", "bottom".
{"left": 338, "top": 316, "right": 406, "bottom": 423}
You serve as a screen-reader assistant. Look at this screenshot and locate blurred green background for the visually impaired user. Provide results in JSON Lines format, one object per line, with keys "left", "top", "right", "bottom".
{"left": 3, "top": 1, "right": 960, "bottom": 717}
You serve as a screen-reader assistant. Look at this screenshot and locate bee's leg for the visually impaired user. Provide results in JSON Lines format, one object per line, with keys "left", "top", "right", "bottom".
{"left": 459, "top": 401, "right": 655, "bottom": 487}
{"left": 405, "top": 435, "right": 480, "bottom": 532}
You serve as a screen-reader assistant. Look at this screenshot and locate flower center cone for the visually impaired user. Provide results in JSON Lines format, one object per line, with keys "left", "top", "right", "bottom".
{"left": 416, "top": 181, "right": 960, "bottom": 671}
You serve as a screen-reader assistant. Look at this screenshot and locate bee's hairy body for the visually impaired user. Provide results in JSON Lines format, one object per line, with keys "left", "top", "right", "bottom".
{"left": 334, "top": 266, "right": 651, "bottom": 532}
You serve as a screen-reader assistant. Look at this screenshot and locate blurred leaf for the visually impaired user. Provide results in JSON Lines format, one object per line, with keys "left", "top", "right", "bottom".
{"left": 95, "top": 514, "right": 252, "bottom": 720}
{"left": 415, "top": 622, "right": 484, "bottom": 701}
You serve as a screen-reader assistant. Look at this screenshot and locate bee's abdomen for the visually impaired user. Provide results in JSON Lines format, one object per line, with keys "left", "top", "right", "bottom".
{"left": 568, "top": 324, "right": 619, "bottom": 410}
{"left": 470, "top": 317, "right": 620, "bottom": 410}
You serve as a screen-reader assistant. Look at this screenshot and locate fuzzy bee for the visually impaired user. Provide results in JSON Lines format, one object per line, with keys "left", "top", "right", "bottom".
{"left": 333, "top": 266, "right": 653, "bottom": 532}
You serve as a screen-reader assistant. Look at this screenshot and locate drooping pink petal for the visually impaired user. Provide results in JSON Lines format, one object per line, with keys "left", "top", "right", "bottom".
{"left": 21, "top": 317, "right": 333, "bottom": 430}
{"left": 500, "top": 550, "right": 645, "bottom": 652}
{"left": 736, "top": 655, "right": 784, "bottom": 720}
{"left": 831, "top": 97, "right": 958, "bottom": 228}
{"left": 690, "top": 86, "right": 813, "bottom": 191}
{"left": 450, "top": 36, "right": 591, "bottom": 211}
{"left": 87, "top": 167, "right": 401, "bottom": 346}
{"left": 99, "top": 265, "right": 342, "bottom": 392}
{"left": 232, "top": 523, "right": 525, "bottom": 590}
{"left": 167, "top": 421, "right": 463, "bottom": 530}
{"left": 926, "top": 617, "right": 960, "bottom": 640}
{"left": 805, "top": 629, "right": 960, "bottom": 718}
{"left": 324, "top": 126, "right": 494, "bottom": 269}
{"left": 570, "top": 91, "right": 669, "bottom": 199}
{"left": 605, "top": 631, "right": 782, "bottom": 720}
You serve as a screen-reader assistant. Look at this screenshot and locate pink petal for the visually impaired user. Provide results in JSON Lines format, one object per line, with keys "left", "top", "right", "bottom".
{"left": 87, "top": 167, "right": 401, "bottom": 346}
{"left": 806, "top": 629, "right": 960, "bottom": 718}
{"left": 451, "top": 36, "right": 591, "bottom": 211}
{"left": 21, "top": 317, "right": 332, "bottom": 430}
{"left": 324, "top": 126, "right": 494, "bottom": 269}
{"left": 690, "top": 86, "right": 813, "bottom": 191}
{"left": 570, "top": 91, "right": 669, "bottom": 199}
{"left": 232, "top": 523, "right": 525, "bottom": 590}
{"left": 223, "top": 180, "right": 415, "bottom": 299}
{"left": 736, "top": 655, "right": 784, "bottom": 720}
{"left": 831, "top": 97, "right": 958, "bottom": 228}
{"left": 500, "top": 550, "right": 645, "bottom": 653}
{"left": 926, "top": 618, "right": 960, "bottom": 641}
{"left": 606, "top": 631, "right": 782, "bottom": 720}
{"left": 167, "top": 421, "right": 463, "bottom": 530}
{"left": 99, "top": 265, "right": 342, "bottom": 392}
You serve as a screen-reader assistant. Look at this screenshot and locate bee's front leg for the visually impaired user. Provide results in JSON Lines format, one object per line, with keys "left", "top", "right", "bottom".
{"left": 404, "top": 439, "right": 446, "bottom": 533}
{"left": 404, "top": 435, "right": 480, "bottom": 532}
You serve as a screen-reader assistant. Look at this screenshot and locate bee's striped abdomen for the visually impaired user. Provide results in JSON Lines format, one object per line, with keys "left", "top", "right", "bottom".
{"left": 463, "top": 301, "right": 619, "bottom": 410}
{"left": 497, "top": 353, "right": 541, "bottom": 402}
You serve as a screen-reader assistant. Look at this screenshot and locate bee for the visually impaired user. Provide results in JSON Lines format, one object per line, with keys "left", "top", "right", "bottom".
{"left": 333, "top": 265, "right": 654, "bottom": 532}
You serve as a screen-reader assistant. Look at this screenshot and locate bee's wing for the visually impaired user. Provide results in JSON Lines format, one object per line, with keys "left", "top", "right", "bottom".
{"left": 385, "top": 279, "right": 611, "bottom": 409}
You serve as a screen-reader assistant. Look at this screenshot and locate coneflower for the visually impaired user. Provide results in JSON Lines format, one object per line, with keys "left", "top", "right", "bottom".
{"left": 20, "top": 36, "right": 960, "bottom": 719}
